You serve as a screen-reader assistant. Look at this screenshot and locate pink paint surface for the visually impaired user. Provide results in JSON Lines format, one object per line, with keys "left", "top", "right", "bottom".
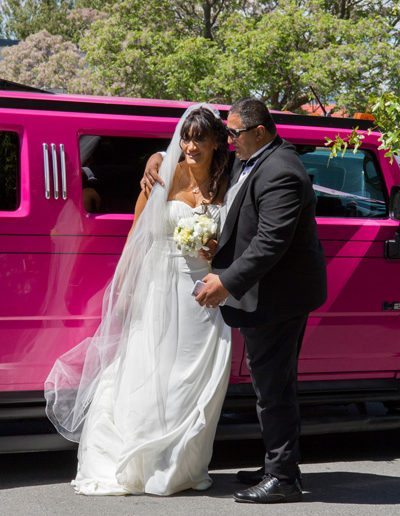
{"left": 1, "top": 92, "right": 400, "bottom": 392}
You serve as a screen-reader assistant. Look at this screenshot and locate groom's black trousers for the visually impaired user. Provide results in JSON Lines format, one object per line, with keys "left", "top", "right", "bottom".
{"left": 240, "top": 313, "right": 308, "bottom": 481}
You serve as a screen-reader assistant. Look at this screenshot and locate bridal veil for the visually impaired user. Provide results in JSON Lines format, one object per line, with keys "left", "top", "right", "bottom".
{"left": 44, "top": 103, "right": 221, "bottom": 442}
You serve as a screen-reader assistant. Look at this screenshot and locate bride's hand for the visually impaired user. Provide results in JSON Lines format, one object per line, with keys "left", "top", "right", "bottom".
{"left": 199, "top": 239, "right": 218, "bottom": 261}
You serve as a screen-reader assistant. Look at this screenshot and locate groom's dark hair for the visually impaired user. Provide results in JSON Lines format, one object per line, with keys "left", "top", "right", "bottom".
{"left": 230, "top": 98, "right": 277, "bottom": 136}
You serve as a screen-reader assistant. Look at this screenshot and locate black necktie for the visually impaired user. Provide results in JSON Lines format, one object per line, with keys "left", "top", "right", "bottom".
{"left": 240, "top": 156, "right": 258, "bottom": 171}
{"left": 238, "top": 156, "right": 259, "bottom": 181}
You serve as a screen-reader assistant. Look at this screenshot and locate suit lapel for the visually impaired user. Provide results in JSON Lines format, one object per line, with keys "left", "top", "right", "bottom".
{"left": 218, "top": 136, "right": 283, "bottom": 251}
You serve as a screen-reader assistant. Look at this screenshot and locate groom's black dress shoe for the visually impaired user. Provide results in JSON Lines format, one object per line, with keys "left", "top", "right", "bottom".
{"left": 236, "top": 466, "right": 303, "bottom": 489}
{"left": 233, "top": 474, "right": 303, "bottom": 504}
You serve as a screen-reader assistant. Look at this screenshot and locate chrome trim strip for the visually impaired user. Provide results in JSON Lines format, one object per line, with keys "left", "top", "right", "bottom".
{"left": 59, "top": 143, "right": 67, "bottom": 200}
{"left": 42, "top": 143, "right": 50, "bottom": 199}
{"left": 50, "top": 143, "right": 59, "bottom": 200}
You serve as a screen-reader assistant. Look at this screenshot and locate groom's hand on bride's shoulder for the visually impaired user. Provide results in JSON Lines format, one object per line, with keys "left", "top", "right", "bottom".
{"left": 140, "top": 152, "right": 165, "bottom": 191}
{"left": 195, "top": 273, "right": 229, "bottom": 308}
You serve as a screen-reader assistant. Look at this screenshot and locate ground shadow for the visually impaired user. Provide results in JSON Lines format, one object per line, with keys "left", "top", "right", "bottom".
{"left": 177, "top": 470, "right": 400, "bottom": 505}
{"left": 1, "top": 430, "right": 400, "bottom": 496}
{"left": 210, "top": 429, "right": 400, "bottom": 470}
{"left": 300, "top": 471, "right": 400, "bottom": 504}
{"left": 0, "top": 450, "right": 77, "bottom": 490}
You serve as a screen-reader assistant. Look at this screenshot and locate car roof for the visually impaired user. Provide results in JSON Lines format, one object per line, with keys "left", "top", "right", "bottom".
{"left": 0, "top": 86, "right": 374, "bottom": 130}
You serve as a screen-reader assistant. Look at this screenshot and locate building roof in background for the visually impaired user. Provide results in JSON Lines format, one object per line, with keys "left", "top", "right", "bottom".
{"left": 301, "top": 101, "right": 347, "bottom": 118}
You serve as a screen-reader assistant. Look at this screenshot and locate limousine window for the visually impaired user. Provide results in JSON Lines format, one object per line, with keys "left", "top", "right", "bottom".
{"left": 79, "top": 135, "right": 170, "bottom": 214}
{"left": 0, "top": 131, "right": 19, "bottom": 211}
{"left": 298, "top": 146, "right": 387, "bottom": 218}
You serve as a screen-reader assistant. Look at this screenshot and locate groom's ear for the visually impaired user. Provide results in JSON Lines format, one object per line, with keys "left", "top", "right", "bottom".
{"left": 255, "top": 125, "right": 267, "bottom": 140}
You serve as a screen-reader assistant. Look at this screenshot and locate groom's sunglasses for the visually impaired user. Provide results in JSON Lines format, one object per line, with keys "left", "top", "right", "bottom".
{"left": 226, "top": 124, "right": 259, "bottom": 139}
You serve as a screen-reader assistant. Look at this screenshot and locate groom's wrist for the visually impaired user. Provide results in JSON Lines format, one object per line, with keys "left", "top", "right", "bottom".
{"left": 219, "top": 271, "right": 241, "bottom": 301}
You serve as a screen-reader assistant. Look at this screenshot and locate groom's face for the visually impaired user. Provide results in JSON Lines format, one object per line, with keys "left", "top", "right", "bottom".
{"left": 227, "top": 112, "right": 259, "bottom": 161}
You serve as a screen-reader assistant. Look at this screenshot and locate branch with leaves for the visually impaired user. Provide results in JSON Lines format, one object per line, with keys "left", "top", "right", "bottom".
{"left": 370, "top": 93, "right": 400, "bottom": 163}
{"left": 324, "top": 127, "right": 365, "bottom": 159}
{"left": 325, "top": 93, "right": 400, "bottom": 164}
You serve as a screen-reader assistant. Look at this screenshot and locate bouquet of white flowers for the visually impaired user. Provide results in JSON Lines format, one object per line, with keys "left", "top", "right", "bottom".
{"left": 173, "top": 213, "right": 218, "bottom": 257}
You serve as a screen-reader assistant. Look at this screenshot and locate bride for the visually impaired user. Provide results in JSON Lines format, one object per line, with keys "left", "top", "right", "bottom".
{"left": 44, "top": 105, "right": 232, "bottom": 496}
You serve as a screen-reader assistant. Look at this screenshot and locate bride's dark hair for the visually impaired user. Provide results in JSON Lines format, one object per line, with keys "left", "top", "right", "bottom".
{"left": 180, "top": 107, "right": 229, "bottom": 202}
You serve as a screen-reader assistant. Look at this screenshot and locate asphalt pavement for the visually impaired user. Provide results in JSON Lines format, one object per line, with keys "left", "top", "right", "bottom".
{"left": 1, "top": 431, "right": 400, "bottom": 515}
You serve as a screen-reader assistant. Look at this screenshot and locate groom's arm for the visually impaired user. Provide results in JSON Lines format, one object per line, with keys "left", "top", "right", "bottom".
{"left": 141, "top": 151, "right": 236, "bottom": 192}
{"left": 196, "top": 170, "right": 305, "bottom": 308}
{"left": 219, "top": 171, "right": 304, "bottom": 300}
{"left": 140, "top": 152, "right": 165, "bottom": 190}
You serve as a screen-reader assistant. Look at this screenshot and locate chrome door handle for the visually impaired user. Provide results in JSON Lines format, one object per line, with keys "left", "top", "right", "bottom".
{"left": 42, "top": 143, "right": 51, "bottom": 199}
{"left": 59, "top": 144, "right": 67, "bottom": 200}
{"left": 51, "top": 143, "right": 59, "bottom": 200}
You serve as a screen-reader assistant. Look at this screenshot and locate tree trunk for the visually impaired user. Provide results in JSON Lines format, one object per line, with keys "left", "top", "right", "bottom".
{"left": 283, "top": 94, "right": 311, "bottom": 113}
{"left": 202, "top": 2, "right": 213, "bottom": 39}
{"left": 339, "top": 0, "right": 347, "bottom": 19}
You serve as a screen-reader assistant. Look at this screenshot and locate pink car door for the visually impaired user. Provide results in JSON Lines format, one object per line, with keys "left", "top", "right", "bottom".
{"left": 0, "top": 105, "right": 76, "bottom": 392}
{"left": 54, "top": 109, "right": 177, "bottom": 361}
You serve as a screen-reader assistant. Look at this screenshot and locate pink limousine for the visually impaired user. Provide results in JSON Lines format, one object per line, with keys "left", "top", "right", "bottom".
{"left": 1, "top": 87, "right": 400, "bottom": 452}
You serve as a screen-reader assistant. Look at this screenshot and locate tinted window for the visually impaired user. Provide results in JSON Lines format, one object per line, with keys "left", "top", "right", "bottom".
{"left": 80, "top": 135, "right": 171, "bottom": 214}
{"left": 298, "top": 147, "right": 387, "bottom": 218}
{"left": 0, "top": 131, "right": 19, "bottom": 211}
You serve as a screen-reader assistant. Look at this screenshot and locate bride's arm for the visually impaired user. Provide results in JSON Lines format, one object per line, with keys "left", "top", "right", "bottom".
{"left": 126, "top": 190, "right": 149, "bottom": 240}
{"left": 130, "top": 158, "right": 182, "bottom": 240}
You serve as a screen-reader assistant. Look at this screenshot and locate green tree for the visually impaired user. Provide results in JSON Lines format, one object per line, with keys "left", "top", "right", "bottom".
{"left": 77, "top": 0, "right": 400, "bottom": 110}
{"left": 2, "top": 0, "right": 400, "bottom": 114}
{"left": 79, "top": 0, "right": 260, "bottom": 97}
{"left": 170, "top": 1, "right": 255, "bottom": 39}
{"left": 0, "top": 0, "right": 110, "bottom": 41}
{"left": 0, "top": 1, "right": 73, "bottom": 39}
{"left": 322, "top": 0, "right": 400, "bottom": 23}
{"left": 208, "top": 0, "right": 400, "bottom": 111}
{"left": 0, "top": 1, "right": 271, "bottom": 41}
{"left": 75, "top": 0, "right": 114, "bottom": 8}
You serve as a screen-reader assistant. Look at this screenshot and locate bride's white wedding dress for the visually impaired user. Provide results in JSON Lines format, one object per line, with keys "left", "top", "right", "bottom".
{"left": 71, "top": 201, "right": 231, "bottom": 496}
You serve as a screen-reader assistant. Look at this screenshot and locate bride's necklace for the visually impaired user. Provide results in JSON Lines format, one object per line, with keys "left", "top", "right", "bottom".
{"left": 189, "top": 177, "right": 212, "bottom": 201}
{"left": 179, "top": 163, "right": 212, "bottom": 200}
{"left": 191, "top": 179, "right": 209, "bottom": 195}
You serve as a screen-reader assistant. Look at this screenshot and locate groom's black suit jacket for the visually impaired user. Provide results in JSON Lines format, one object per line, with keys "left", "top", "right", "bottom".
{"left": 213, "top": 136, "right": 327, "bottom": 328}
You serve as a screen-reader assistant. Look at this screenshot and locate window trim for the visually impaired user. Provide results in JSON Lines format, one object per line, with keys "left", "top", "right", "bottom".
{"left": 0, "top": 129, "right": 21, "bottom": 214}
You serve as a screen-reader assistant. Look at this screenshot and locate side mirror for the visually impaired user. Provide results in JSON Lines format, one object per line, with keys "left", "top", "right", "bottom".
{"left": 389, "top": 186, "right": 400, "bottom": 220}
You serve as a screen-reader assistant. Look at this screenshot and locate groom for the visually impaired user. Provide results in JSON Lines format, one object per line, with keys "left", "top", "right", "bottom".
{"left": 141, "top": 98, "right": 327, "bottom": 504}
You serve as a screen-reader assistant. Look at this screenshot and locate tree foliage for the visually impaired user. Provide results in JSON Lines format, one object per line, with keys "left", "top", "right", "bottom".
{"left": 0, "top": 0, "right": 110, "bottom": 40}
{"left": 322, "top": 0, "right": 400, "bottom": 23}
{"left": 0, "top": 1, "right": 73, "bottom": 39}
{"left": 0, "top": 30, "right": 95, "bottom": 93}
{"left": 325, "top": 93, "right": 400, "bottom": 163}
